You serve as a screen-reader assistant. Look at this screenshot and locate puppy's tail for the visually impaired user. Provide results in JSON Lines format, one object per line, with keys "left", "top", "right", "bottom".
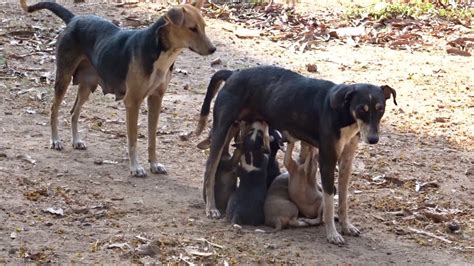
{"left": 20, "top": 0, "right": 75, "bottom": 24}
{"left": 195, "top": 69, "right": 233, "bottom": 136}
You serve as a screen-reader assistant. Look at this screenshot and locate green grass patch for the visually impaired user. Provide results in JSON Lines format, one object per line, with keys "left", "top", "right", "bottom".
{"left": 345, "top": 1, "right": 473, "bottom": 21}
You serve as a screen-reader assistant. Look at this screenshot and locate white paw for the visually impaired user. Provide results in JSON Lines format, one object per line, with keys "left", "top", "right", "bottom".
{"left": 205, "top": 206, "right": 221, "bottom": 219}
{"left": 150, "top": 162, "right": 167, "bottom": 174}
{"left": 51, "top": 140, "right": 63, "bottom": 150}
{"left": 232, "top": 224, "right": 242, "bottom": 229}
{"left": 72, "top": 140, "right": 87, "bottom": 150}
{"left": 302, "top": 217, "right": 322, "bottom": 226}
{"left": 342, "top": 223, "right": 360, "bottom": 236}
{"left": 131, "top": 165, "right": 147, "bottom": 177}
{"left": 327, "top": 230, "right": 345, "bottom": 245}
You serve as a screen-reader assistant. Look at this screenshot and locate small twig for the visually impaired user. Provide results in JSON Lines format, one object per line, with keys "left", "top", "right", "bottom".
{"left": 194, "top": 237, "right": 224, "bottom": 249}
{"left": 179, "top": 254, "right": 194, "bottom": 266}
{"left": 408, "top": 227, "right": 452, "bottom": 244}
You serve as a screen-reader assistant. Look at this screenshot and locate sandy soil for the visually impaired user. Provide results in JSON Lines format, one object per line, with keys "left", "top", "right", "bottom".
{"left": 0, "top": 1, "right": 473, "bottom": 264}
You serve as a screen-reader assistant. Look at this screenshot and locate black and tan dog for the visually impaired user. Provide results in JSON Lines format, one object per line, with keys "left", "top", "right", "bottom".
{"left": 20, "top": 0, "right": 215, "bottom": 177}
{"left": 196, "top": 66, "right": 396, "bottom": 245}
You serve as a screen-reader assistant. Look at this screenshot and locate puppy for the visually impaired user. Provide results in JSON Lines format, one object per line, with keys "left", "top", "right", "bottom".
{"left": 286, "top": 140, "right": 323, "bottom": 220}
{"left": 20, "top": 0, "right": 215, "bottom": 177}
{"left": 226, "top": 121, "right": 270, "bottom": 226}
{"left": 264, "top": 173, "right": 307, "bottom": 232}
{"left": 264, "top": 140, "right": 322, "bottom": 232}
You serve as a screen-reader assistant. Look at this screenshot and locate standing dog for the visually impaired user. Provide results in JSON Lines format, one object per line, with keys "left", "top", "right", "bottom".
{"left": 196, "top": 66, "right": 396, "bottom": 245}
{"left": 226, "top": 121, "right": 270, "bottom": 226}
{"left": 20, "top": 0, "right": 215, "bottom": 177}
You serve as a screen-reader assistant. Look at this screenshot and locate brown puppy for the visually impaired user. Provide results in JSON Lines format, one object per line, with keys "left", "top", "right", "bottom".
{"left": 264, "top": 140, "right": 322, "bottom": 232}
{"left": 286, "top": 141, "right": 323, "bottom": 221}
{"left": 20, "top": 0, "right": 215, "bottom": 177}
{"left": 264, "top": 173, "right": 308, "bottom": 232}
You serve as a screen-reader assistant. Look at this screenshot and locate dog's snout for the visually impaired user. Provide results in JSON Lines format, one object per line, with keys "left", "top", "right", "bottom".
{"left": 367, "top": 135, "right": 379, "bottom": 144}
{"left": 208, "top": 46, "right": 216, "bottom": 54}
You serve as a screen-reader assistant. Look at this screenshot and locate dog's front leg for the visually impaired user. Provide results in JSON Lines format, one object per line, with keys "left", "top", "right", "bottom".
{"left": 320, "top": 145, "right": 344, "bottom": 245}
{"left": 124, "top": 96, "right": 146, "bottom": 177}
{"left": 147, "top": 86, "right": 167, "bottom": 175}
{"left": 338, "top": 136, "right": 360, "bottom": 236}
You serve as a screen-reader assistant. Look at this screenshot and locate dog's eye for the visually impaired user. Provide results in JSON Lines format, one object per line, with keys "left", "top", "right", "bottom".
{"left": 375, "top": 103, "right": 385, "bottom": 112}
{"left": 189, "top": 27, "right": 198, "bottom": 32}
{"left": 357, "top": 106, "right": 366, "bottom": 114}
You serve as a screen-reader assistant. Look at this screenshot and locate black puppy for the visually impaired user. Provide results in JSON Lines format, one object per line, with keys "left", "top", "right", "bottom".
{"left": 196, "top": 66, "right": 397, "bottom": 245}
{"left": 226, "top": 121, "right": 270, "bottom": 226}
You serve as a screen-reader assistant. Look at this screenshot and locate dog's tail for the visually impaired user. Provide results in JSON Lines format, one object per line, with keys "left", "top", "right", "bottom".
{"left": 20, "top": 0, "right": 75, "bottom": 24}
{"left": 195, "top": 69, "right": 233, "bottom": 136}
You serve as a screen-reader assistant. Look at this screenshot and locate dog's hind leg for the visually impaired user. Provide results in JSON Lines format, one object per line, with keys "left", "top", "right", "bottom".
{"left": 70, "top": 84, "right": 92, "bottom": 150}
{"left": 50, "top": 40, "right": 82, "bottom": 150}
{"left": 338, "top": 136, "right": 360, "bottom": 236}
{"left": 70, "top": 61, "right": 98, "bottom": 150}
{"left": 204, "top": 124, "right": 235, "bottom": 218}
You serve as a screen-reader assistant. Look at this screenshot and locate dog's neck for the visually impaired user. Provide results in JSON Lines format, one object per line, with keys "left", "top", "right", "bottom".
{"left": 330, "top": 102, "right": 356, "bottom": 129}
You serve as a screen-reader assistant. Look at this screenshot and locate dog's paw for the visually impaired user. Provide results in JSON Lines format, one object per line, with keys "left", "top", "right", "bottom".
{"left": 205, "top": 207, "right": 221, "bottom": 219}
{"left": 150, "top": 163, "right": 167, "bottom": 175}
{"left": 342, "top": 223, "right": 360, "bottom": 236}
{"left": 72, "top": 140, "right": 87, "bottom": 150}
{"left": 232, "top": 224, "right": 242, "bottom": 229}
{"left": 327, "top": 231, "right": 345, "bottom": 245}
{"left": 301, "top": 217, "right": 322, "bottom": 226}
{"left": 131, "top": 166, "right": 147, "bottom": 178}
{"left": 51, "top": 140, "right": 63, "bottom": 150}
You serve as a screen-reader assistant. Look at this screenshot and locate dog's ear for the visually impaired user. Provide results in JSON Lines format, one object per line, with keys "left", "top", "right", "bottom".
{"left": 260, "top": 121, "right": 271, "bottom": 154}
{"left": 165, "top": 7, "right": 185, "bottom": 26}
{"left": 380, "top": 85, "right": 397, "bottom": 106}
{"left": 192, "top": 0, "right": 205, "bottom": 9}
{"left": 329, "top": 84, "right": 355, "bottom": 109}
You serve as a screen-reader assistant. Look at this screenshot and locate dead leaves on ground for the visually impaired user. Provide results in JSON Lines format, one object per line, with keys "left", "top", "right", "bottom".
{"left": 204, "top": 3, "right": 472, "bottom": 55}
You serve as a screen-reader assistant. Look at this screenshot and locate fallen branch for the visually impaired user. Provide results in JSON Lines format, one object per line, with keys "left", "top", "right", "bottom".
{"left": 194, "top": 238, "right": 224, "bottom": 249}
{"left": 408, "top": 227, "right": 452, "bottom": 244}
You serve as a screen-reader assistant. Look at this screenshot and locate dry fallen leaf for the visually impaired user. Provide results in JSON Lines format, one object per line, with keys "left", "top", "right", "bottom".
{"left": 446, "top": 48, "right": 471, "bottom": 57}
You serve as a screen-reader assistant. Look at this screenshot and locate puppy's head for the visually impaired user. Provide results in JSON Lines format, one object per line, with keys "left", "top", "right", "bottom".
{"left": 234, "top": 121, "right": 270, "bottom": 171}
{"left": 329, "top": 84, "right": 397, "bottom": 144}
{"left": 163, "top": 5, "right": 216, "bottom": 55}
{"left": 269, "top": 129, "right": 283, "bottom": 156}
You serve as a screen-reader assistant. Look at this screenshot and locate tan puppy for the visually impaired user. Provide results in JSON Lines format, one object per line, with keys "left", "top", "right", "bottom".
{"left": 286, "top": 140, "right": 323, "bottom": 220}
{"left": 264, "top": 140, "right": 322, "bottom": 231}
{"left": 264, "top": 173, "right": 308, "bottom": 231}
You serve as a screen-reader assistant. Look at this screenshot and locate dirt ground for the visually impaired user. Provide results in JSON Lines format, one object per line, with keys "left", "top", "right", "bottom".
{"left": 0, "top": 0, "right": 473, "bottom": 264}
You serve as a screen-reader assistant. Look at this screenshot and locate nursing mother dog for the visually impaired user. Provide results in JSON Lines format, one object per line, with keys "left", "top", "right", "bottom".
{"left": 197, "top": 66, "right": 397, "bottom": 245}
{"left": 20, "top": 0, "right": 215, "bottom": 177}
